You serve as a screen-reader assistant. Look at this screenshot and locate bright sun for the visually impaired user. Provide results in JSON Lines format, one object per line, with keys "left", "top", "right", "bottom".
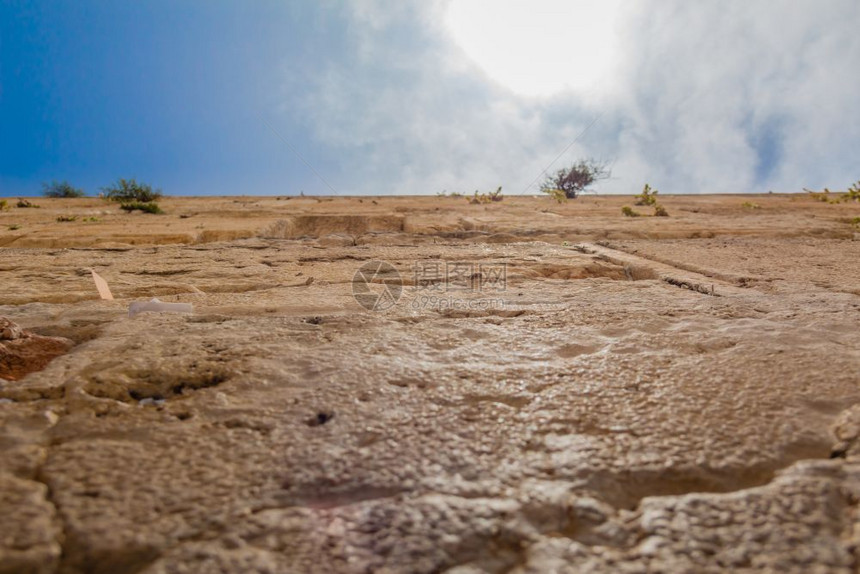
{"left": 445, "top": 0, "right": 623, "bottom": 97}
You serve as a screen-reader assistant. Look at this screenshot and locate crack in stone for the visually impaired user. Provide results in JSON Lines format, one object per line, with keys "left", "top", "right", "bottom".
{"left": 33, "top": 464, "right": 66, "bottom": 574}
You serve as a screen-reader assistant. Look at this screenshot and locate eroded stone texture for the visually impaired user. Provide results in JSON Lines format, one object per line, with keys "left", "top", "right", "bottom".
{"left": 1, "top": 196, "right": 860, "bottom": 573}
{"left": 0, "top": 318, "right": 74, "bottom": 381}
{"left": 0, "top": 317, "right": 26, "bottom": 340}
{"left": 0, "top": 474, "right": 63, "bottom": 574}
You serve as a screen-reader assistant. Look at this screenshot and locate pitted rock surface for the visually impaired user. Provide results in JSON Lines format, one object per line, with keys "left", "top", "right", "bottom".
{"left": 0, "top": 318, "right": 74, "bottom": 381}
{"left": 1, "top": 195, "right": 860, "bottom": 573}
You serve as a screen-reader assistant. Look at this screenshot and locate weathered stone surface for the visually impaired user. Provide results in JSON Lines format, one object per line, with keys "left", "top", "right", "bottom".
{"left": 0, "top": 473, "right": 62, "bottom": 574}
{"left": 1, "top": 196, "right": 859, "bottom": 572}
{"left": 0, "top": 317, "right": 26, "bottom": 340}
{"left": 0, "top": 318, "right": 74, "bottom": 381}
{"left": 317, "top": 233, "right": 356, "bottom": 247}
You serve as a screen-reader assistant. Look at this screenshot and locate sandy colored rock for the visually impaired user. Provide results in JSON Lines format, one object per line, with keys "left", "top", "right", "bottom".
{"left": 0, "top": 317, "right": 26, "bottom": 340}
{"left": 318, "top": 233, "right": 356, "bottom": 247}
{"left": 0, "top": 318, "right": 74, "bottom": 381}
{"left": 0, "top": 194, "right": 859, "bottom": 572}
{"left": 0, "top": 474, "right": 63, "bottom": 574}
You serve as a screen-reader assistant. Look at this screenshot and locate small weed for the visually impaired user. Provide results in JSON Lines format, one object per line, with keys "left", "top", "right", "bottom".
{"left": 540, "top": 159, "right": 610, "bottom": 199}
{"left": 851, "top": 217, "right": 860, "bottom": 229}
{"left": 805, "top": 188, "right": 830, "bottom": 202}
{"left": 0, "top": 200, "right": 8, "bottom": 211}
{"left": 848, "top": 181, "right": 860, "bottom": 202}
{"left": 102, "top": 178, "right": 162, "bottom": 203}
{"left": 42, "top": 181, "right": 86, "bottom": 198}
{"left": 56, "top": 215, "right": 77, "bottom": 222}
{"left": 16, "top": 199, "right": 40, "bottom": 208}
{"left": 120, "top": 201, "right": 163, "bottom": 214}
{"left": 8, "top": 224, "right": 21, "bottom": 231}
{"left": 741, "top": 201, "right": 760, "bottom": 210}
{"left": 653, "top": 204, "right": 669, "bottom": 217}
{"left": 635, "top": 184, "right": 659, "bottom": 206}
{"left": 83, "top": 216, "right": 101, "bottom": 222}
{"left": 806, "top": 186, "right": 855, "bottom": 204}
{"left": 468, "top": 186, "right": 504, "bottom": 204}
{"left": 622, "top": 206, "right": 640, "bottom": 217}
{"left": 544, "top": 188, "right": 568, "bottom": 204}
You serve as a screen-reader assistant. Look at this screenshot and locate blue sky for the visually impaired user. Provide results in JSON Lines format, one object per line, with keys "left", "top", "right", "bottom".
{"left": 2, "top": 0, "right": 858, "bottom": 197}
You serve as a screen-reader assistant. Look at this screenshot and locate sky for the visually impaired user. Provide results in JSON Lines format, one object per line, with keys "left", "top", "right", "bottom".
{"left": 1, "top": 0, "right": 858, "bottom": 197}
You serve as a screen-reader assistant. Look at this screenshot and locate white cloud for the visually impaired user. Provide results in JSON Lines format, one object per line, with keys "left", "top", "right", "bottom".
{"left": 445, "top": 0, "right": 624, "bottom": 97}
{"left": 609, "top": 0, "right": 860, "bottom": 193}
{"left": 284, "top": 0, "right": 860, "bottom": 195}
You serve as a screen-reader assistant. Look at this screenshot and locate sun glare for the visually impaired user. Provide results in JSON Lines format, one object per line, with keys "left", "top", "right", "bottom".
{"left": 445, "top": 0, "right": 623, "bottom": 97}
